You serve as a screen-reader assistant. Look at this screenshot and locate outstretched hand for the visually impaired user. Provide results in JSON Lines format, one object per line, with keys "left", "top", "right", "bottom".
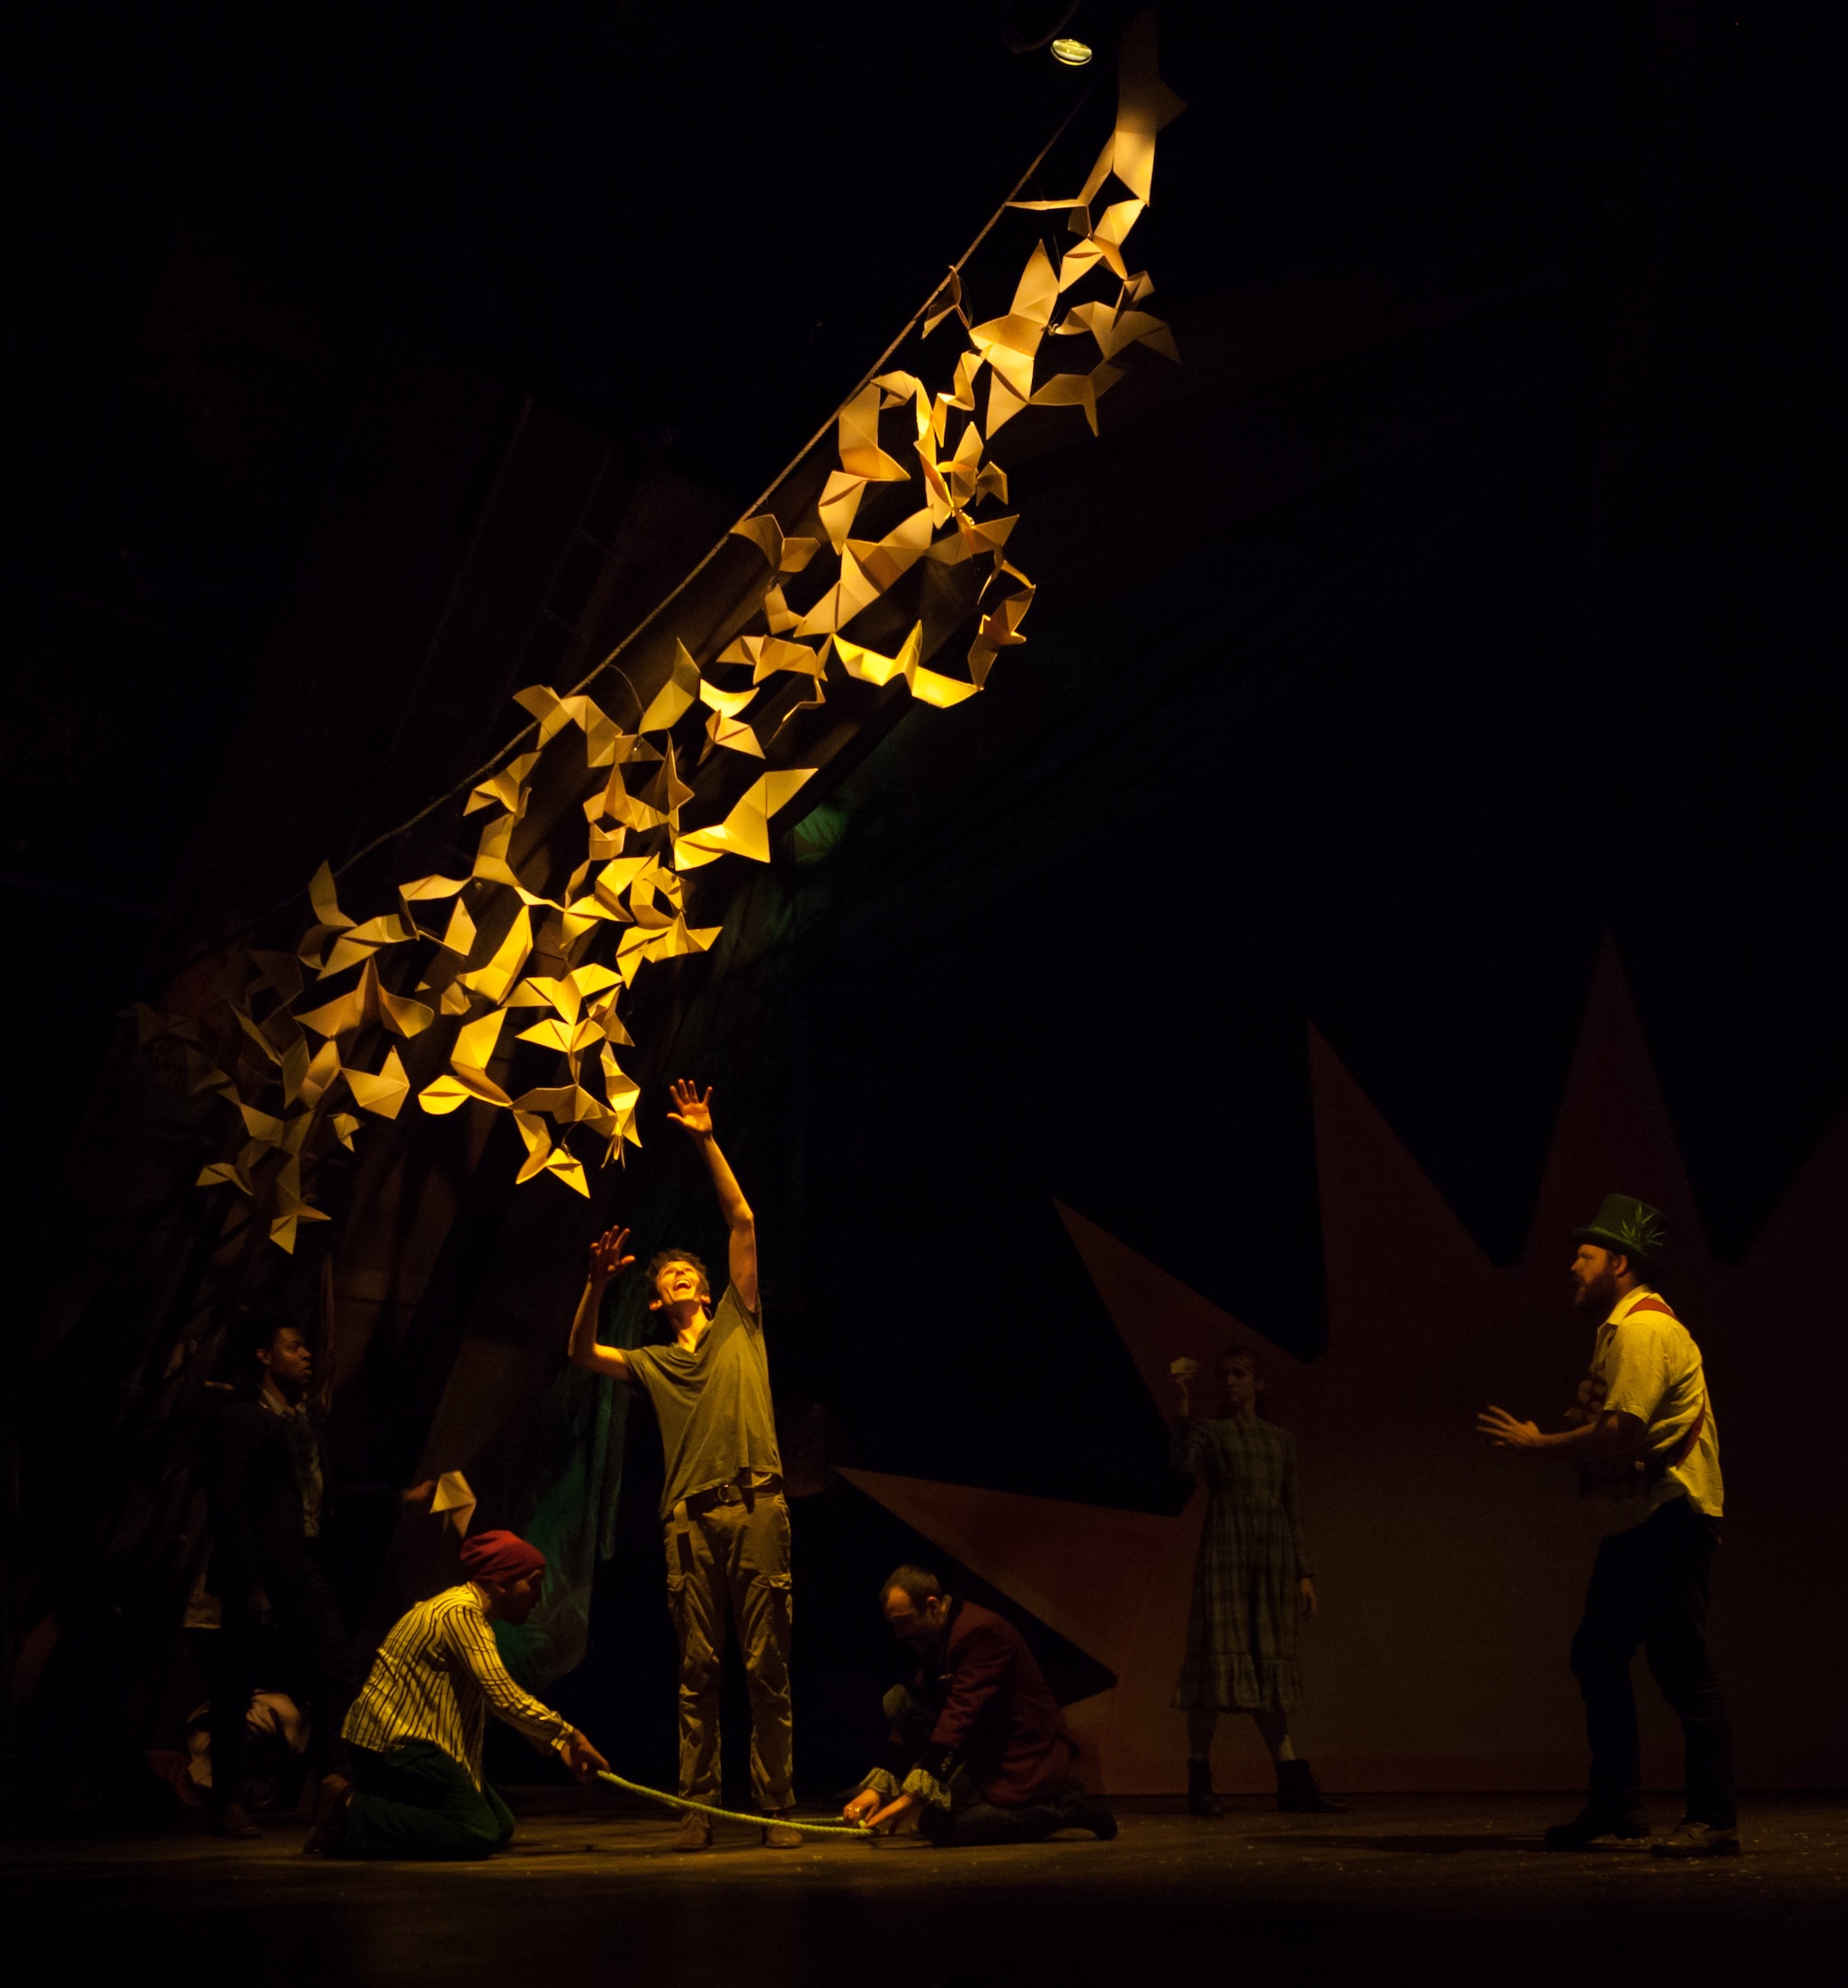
{"left": 666, "top": 1078, "right": 714, "bottom": 1140}
{"left": 588, "top": 1225, "right": 634, "bottom": 1284}
{"left": 1477, "top": 1405, "right": 1542, "bottom": 1449}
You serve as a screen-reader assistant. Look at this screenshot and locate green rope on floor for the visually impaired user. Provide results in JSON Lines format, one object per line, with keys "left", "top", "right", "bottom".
{"left": 596, "top": 1770, "right": 876, "bottom": 1837}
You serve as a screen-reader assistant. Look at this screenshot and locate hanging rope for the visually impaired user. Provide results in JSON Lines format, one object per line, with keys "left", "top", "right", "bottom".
{"left": 596, "top": 1768, "right": 877, "bottom": 1837}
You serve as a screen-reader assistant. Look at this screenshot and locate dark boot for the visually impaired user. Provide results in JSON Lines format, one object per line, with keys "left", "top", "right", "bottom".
{"left": 1276, "top": 1759, "right": 1345, "bottom": 1813}
{"left": 1187, "top": 1758, "right": 1222, "bottom": 1817}
{"left": 1542, "top": 1803, "right": 1649, "bottom": 1850}
{"left": 1049, "top": 1778, "right": 1117, "bottom": 1840}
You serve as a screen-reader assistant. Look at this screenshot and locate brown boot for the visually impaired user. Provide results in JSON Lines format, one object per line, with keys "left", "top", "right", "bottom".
{"left": 762, "top": 1811, "right": 805, "bottom": 1848}
{"left": 1186, "top": 1758, "right": 1222, "bottom": 1818}
{"left": 1276, "top": 1759, "right": 1345, "bottom": 1813}
{"left": 209, "top": 1801, "right": 262, "bottom": 1839}
{"left": 674, "top": 1808, "right": 713, "bottom": 1851}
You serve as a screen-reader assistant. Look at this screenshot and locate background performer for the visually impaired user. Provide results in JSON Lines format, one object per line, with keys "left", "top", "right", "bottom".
{"left": 1169, "top": 1345, "right": 1341, "bottom": 1815}
{"left": 843, "top": 1566, "right": 1115, "bottom": 1846}
{"left": 198, "top": 1314, "right": 356, "bottom": 1839}
{"left": 305, "top": 1530, "right": 607, "bottom": 1858}
{"left": 567, "top": 1080, "right": 800, "bottom": 1849}
{"left": 1478, "top": 1194, "right": 1736, "bottom": 1858}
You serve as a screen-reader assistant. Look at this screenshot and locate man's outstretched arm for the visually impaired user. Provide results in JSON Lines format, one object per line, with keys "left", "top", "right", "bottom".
{"left": 666, "top": 1080, "right": 757, "bottom": 1314}
{"left": 1476, "top": 1405, "right": 1644, "bottom": 1456}
{"left": 568, "top": 1225, "right": 636, "bottom": 1382}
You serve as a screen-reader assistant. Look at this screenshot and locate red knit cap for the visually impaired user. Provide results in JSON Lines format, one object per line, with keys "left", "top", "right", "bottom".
{"left": 458, "top": 1530, "right": 547, "bottom": 1586}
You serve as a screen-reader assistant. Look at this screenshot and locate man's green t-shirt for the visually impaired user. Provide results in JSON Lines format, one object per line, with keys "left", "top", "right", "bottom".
{"left": 625, "top": 1283, "right": 781, "bottom": 1518}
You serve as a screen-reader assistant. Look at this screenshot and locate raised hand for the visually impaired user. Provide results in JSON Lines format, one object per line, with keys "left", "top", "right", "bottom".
{"left": 665, "top": 1078, "right": 715, "bottom": 1140}
{"left": 1476, "top": 1405, "right": 1541, "bottom": 1449}
{"left": 588, "top": 1225, "right": 634, "bottom": 1283}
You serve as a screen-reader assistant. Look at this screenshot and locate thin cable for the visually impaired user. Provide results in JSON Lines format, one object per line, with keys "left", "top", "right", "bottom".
{"left": 595, "top": 1769, "right": 876, "bottom": 1837}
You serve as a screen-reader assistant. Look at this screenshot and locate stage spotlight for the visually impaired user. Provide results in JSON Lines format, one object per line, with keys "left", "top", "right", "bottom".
{"left": 1050, "top": 37, "right": 1093, "bottom": 67}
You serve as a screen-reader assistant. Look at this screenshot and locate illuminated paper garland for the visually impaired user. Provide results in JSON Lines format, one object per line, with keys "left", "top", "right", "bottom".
{"left": 151, "top": 12, "right": 1184, "bottom": 1248}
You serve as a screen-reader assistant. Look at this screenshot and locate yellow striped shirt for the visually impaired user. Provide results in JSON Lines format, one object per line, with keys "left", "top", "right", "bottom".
{"left": 343, "top": 1584, "right": 570, "bottom": 1786}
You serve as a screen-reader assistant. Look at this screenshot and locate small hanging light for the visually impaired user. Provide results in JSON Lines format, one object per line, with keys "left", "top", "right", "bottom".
{"left": 1050, "top": 37, "right": 1093, "bottom": 67}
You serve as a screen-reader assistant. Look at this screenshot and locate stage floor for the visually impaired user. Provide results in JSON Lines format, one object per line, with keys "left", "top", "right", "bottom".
{"left": 8, "top": 1793, "right": 1845, "bottom": 1985}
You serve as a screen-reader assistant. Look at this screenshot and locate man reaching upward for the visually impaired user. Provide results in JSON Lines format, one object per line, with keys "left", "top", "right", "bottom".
{"left": 567, "top": 1079, "right": 799, "bottom": 1849}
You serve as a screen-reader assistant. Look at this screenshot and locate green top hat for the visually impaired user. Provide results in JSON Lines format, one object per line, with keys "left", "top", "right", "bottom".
{"left": 1570, "top": 1193, "right": 1666, "bottom": 1271}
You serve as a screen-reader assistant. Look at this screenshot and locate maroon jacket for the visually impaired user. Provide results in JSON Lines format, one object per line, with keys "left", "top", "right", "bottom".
{"left": 881, "top": 1598, "right": 1076, "bottom": 1806}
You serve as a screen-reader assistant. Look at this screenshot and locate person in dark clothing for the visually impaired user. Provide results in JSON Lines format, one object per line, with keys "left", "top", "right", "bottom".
{"left": 842, "top": 1566, "right": 1116, "bottom": 1847}
{"left": 198, "top": 1317, "right": 356, "bottom": 1839}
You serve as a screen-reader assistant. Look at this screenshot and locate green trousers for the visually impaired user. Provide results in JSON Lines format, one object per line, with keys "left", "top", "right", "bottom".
{"left": 344, "top": 1741, "right": 515, "bottom": 1860}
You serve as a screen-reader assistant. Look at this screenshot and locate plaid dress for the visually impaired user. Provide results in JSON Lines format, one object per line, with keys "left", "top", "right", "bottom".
{"left": 1171, "top": 1417, "right": 1309, "bottom": 1712}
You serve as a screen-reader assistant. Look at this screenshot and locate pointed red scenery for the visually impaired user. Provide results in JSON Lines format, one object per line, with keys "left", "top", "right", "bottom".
{"left": 848, "top": 944, "right": 1848, "bottom": 1791}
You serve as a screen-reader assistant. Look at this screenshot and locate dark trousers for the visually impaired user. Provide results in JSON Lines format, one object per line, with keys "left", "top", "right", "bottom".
{"left": 884, "top": 1687, "right": 1085, "bottom": 1848}
{"left": 343, "top": 1742, "right": 515, "bottom": 1860}
{"left": 1571, "top": 1494, "right": 1735, "bottom": 1826}
{"left": 210, "top": 1546, "right": 356, "bottom": 1803}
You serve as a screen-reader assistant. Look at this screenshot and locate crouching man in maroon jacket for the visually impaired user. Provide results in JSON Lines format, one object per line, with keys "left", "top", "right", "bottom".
{"left": 842, "top": 1566, "right": 1116, "bottom": 1847}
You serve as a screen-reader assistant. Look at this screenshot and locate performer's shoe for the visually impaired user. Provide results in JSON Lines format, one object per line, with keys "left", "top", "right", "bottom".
{"left": 1651, "top": 1819, "right": 1742, "bottom": 1859}
{"left": 1062, "top": 1789, "right": 1118, "bottom": 1841}
{"left": 1541, "top": 1804, "right": 1650, "bottom": 1850}
{"left": 1186, "top": 1758, "right": 1222, "bottom": 1817}
{"left": 673, "top": 1809, "right": 713, "bottom": 1852}
{"left": 762, "top": 1811, "right": 805, "bottom": 1849}
{"left": 300, "top": 1773, "right": 352, "bottom": 1856}
{"left": 208, "top": 1801, "right": 262, "bottom": 1839}
{"left": 1276, "top": 1760, "right": 1346, "bottom": 1813}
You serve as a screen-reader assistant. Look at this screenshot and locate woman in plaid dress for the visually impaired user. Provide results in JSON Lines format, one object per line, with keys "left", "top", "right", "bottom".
{"left": 1170, "top": 1345, "right": 1342, "bottom": 1814}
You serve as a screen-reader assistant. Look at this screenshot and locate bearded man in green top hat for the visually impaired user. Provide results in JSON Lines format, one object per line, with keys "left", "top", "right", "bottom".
{"left": 1477, "top": 1193, "right": 1738, "bottom": 1859}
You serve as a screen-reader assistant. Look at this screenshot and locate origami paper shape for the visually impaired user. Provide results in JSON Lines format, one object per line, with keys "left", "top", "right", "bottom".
{"left": 717, "top": 633, "right": 827, "bottom": 683}
{"left": 818, "top": 471, "right": 868, "bottom": 555}
{"left": 922, "top": 269, "right": 968, "bottom": 337}
{"left": 1026, "top": 356, "right": 1125, "bottom": 437}
{"left": 465, "top": 750, "right": 540, "bottom": 818}
{"left": 341, "top": 1045, "right": 410, "bottom": 1119}
{"left": 967, "top": 568, "right": 1036, "bottom": 686}
{"left": 837, "top": 383, "right": 913, "bottom": 483}
{"left": 295, "top": 959, "right": 433, "bottom": 1040}
{"left": 794, "top": 547, "right": 885, "bottom": 638}
{"left": 705, "top": 710, "right": 764, "bottom": 758}
{"left": 185, "top": 1050, "right": 241, "bottom": 1101}
{"left": 419, "top": 1005, "right": 513, "bottom": 1114}
{"left": 845, "top": 506, "right": 935, "bottom": 592}
{"left": 513, "top": 1111, "right": 590, "bottom": 1194}
{"left": 456, "top": 906, "right": 532, "bottom": 1005}
{"left": 968, "top": 243, "right": 1060, "bottom": 433}
{"left": 247, "top": 950, "right": 304, "bottom": 1004}
{"left": 471, "top": 811, "right": 522, "bottom": 888}
{"left": 430, "top": 1471, "right": 476, "bottom": 1537}
{"left": 832, "top": 622, "right": 981, "bottom": 708}
{"left": 731, "top": 515, "right": 819, "bottom": 573}
{"left": 637, "top": 639, "right": 701, "bottom": 733}
{"left": 674, "top": 767, "right": 817, "bottom": 866}
{"left": 280, "top": 1036, "right": 310, "bottom": 1105}
{"left": 134, "top": 1003, "right": 201, "bottom": 1046}
{"left": 1053, "top": 296, "right": 1179, "bottom": 363}
{"left": 928, "top": 513, "right": 1019, "bottom": 568}
{"left": 511, "top": 688, "right": 631, "bottom": 768}
{"left": 330, "top": 1112, "right": 362, "bottom": 1151}
{"left": 196, "top": 1160, "right": 254, "bottom": 1193}
{"left": 398, "top": 874, "right": 471, "bottom": 944}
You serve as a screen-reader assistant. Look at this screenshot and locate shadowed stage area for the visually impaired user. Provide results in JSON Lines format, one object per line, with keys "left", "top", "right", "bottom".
{"left": 8, "top": 1795, "right": 1845, "bottom": 1986}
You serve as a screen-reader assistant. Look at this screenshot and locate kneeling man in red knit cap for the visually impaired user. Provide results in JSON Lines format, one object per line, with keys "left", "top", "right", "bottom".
{"left": 304, "top": 1530, "right": 608, "bottom": 1858}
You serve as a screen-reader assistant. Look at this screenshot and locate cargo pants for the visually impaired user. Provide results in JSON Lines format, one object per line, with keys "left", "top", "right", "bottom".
{"left": 665, "top": 1480, "right": 793, "bottom": 1812}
